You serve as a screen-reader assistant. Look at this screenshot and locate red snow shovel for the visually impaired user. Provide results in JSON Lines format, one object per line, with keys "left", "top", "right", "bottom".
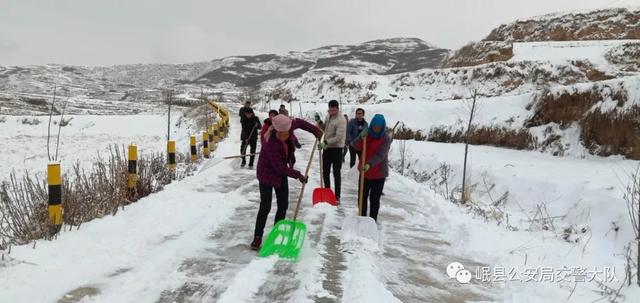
{"left": 312, "top": 137, "right": 337, "bottom": 206}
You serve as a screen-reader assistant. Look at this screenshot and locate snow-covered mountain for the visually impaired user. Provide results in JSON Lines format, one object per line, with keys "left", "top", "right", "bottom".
{"left": 0, "top": 38, "right": 449, "bottom": 115}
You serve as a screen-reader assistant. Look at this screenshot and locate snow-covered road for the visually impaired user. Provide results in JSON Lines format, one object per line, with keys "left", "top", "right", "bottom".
{"left": 1, "top": 112, "right": 496, "bottom": 303}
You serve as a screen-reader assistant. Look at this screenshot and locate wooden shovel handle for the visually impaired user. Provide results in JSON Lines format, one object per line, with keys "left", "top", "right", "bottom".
{"left": 293, "top": 138, "right": 319, "bottom": 221}
{"left": 223, "top": 153, "right": 259, "bottom": 159}
{"left": 358, "top": 136, "right": 366, "bottom": 216}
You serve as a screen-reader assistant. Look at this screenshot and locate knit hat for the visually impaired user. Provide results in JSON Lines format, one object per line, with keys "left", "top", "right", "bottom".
{"left": 369, "top": 114, "right": 386, "bottom": 139}
{"left": 264, "top": 115, "right": 292, "bottom": 141}
{"left": 271, "top": 115, "right": 291, "bottom": 132}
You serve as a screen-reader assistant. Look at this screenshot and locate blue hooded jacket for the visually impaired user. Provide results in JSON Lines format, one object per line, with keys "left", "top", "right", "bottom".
{"left": 369, "top": 114, "right": 386, "bottom": 139}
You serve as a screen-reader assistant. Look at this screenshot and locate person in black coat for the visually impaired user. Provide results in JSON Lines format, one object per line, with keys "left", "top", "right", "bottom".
{"left": 240, "top": 108, "right": 261, "bottom": 168}
{"left": 239, "top": 101, "right": 252, "bottom": 123}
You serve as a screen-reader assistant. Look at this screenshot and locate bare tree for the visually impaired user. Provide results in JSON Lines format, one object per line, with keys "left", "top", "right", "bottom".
{"left": 398, "top": 139, "right": 408, "bottom": 176}
{"left": 461, "top": 90, "right": 478, "bottom": 204}
{"left": 624, "top": 164, "right": 640, "bottom": 286}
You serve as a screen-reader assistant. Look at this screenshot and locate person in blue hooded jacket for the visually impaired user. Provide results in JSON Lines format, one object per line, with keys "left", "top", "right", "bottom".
{"left": 346, "top": 108, "right": 368, "bottom": 168}
{"left": 350, "top": 114, "right": 392, "bottom": 222}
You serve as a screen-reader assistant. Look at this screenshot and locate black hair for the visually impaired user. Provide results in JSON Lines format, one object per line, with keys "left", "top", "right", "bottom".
{"left": 245, "top": 108, "right": 254, "bottom": 114}
{"left": 245, "top": 101, "right": 251, "bottom": 104}
{"left": 328, "top": 100, "right": 339, "bottom": 108}
{"left": 356, "top": 108, "right": 365, "bottom": 115}
{"left": 268, "top": 109, "right": 278, "bottom": 116}
{"left": 280, "top": 104, "right": 286, "bottom": 108}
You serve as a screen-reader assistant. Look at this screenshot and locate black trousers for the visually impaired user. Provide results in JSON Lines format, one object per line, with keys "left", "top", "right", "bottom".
{"left": 359, "top": 178, "right": 386, "bottom": 221}
{"left": 254, "top": 178, "right": 289, "bottom": 237}
{"left": 323, "top": 147, "right": 343, "bottom": 199}
{"left": 349, "top": 146, "right": 362, "bottom": 168}
{"left": 241, "top": 137, "right": 257, "bottom": 166}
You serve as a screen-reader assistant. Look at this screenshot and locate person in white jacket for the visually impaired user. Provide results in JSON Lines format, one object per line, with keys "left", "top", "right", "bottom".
{"left": 317, "top": 100, "right": 347, "bottom": 203}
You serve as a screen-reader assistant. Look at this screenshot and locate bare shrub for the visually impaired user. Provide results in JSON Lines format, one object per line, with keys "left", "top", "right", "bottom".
{"left": 0, "top": 171, "right": 51, "bottom": 250}
{"left": 393, "top": 126, "right": 427, "bottom": 141}
{"left": 527, "top": 90, "right": 602, "bottom": 127}
{"left": 623, "top": 164, "right": 640, "bottom": 286}
{"left": 581, "top": 106, "right": 640, "bottom": 160}
{"left": 0, "top": 146, "right": 188, "bottom": 249}
{"left": 428, "top": 125, "right": 535, "bottom": 150}
{"left": 21, "top": 118, "right": 41, "bottom": 125}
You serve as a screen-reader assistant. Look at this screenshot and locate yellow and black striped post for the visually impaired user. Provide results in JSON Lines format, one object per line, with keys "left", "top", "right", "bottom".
{"left": 47, "top": 163, "right": 63, "bottom": 228}
{"left": 167, "top": 140, "right": 176, "bottom": 170}
{"left": 190, "top": 135, "right": 197, "bottom": 162}
{"left": 212, "top": 123, "right": 220, "bottom": 143}
{"left": 202, "top": 131, "right": 210, "bottom": 158}
{"left": 127, "top": 144, "right": 138, "bottom": 195}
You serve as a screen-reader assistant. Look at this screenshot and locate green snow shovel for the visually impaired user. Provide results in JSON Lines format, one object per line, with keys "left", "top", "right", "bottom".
{"left": 259, "top": 138, "right": 318, "bottom": 261}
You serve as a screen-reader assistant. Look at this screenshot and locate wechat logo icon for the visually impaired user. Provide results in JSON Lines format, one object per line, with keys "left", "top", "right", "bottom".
{"left": 446, "top": 262, "right": 472, "bottom": 284}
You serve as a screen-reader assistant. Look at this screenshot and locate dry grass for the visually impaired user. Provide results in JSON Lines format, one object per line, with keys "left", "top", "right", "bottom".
{"left": 580, "top": 106, "right": 640, "bottom": 160}
{"left": 428, "top": 126, "right": 536, "bottom": 150}
{"left": 441, "top": 41, "right": 513, "bottom": 68}
{"left": 0, "top": 146, "right": 188, "bottom": 250}
{"left": 527, "top": 90, "right": 604, "bottom": 127}
{"left": 393, "top": 125, "right": 427, "bottom": 141}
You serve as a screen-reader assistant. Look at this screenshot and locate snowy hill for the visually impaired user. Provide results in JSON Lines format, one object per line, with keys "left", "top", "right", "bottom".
{"left": 442, "top": 7, "right": 640, "bottom": 68}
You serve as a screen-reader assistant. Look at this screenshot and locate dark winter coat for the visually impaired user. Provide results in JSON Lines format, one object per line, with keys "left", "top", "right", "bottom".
{"left": 346, "top": 118, "right": 368, "bottom": 145}
{"left": 239, "top": 106, "right": 252, "bottom": 123}
{"left": 241, "top": 116, "right": 261, "bottom": 141}
{"left": 257, "top": 118, "right": 322, "bottom": 187}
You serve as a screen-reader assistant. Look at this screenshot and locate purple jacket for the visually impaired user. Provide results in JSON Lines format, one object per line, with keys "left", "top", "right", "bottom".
{"left": 257, "top": 118, "right": 322, "bottom": 187}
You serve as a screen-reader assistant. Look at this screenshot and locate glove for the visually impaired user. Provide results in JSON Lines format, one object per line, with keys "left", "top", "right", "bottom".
{"left": 298, "top": 175, "right": 308, "bottom": 184}
{"left": 314, "top": 113, "right": 322, "bottom": 122}
{"left": 318, "top": 141, "right": 326, "bottom": 150}
{"left": 360, "top": 163, "right": 371, "bottom": 172}
{"left": 295, "top": 141, "right": 302, "bottom": 149}
{"left": 359, "top": 128, "right": 368, "bottom": 139}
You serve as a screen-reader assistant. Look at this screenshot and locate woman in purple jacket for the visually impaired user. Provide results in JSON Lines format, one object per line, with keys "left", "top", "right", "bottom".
{"left": 251, "top": 115, "right": 323, "bottom": 250}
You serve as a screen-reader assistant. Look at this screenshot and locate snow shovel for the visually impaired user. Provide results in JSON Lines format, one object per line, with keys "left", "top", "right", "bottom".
{"left": 342, "top": 135, "right": 379, "bottom": 243}
{"left": 259, "top": 138, "right": 318, "bottom": 261}
{"left": 312, "top": 136, "right": 337, "bottom": 206}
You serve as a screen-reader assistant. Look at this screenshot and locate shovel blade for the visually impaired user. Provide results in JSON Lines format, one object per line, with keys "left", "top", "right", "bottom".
{"left": 312, "top": 188, "right": 337, "bottom": 206}
{"left": 259, "top": 220, "right": 307, "bottom": 261}
{"left": 342, "top": 215, "right": 379, "bottom": 243}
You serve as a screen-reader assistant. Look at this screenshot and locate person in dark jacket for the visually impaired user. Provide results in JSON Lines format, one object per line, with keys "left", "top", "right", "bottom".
{"left": 240, "top": 108, "right": 261, "bottom": 168}
{"left": 239, "top": 101, "right": 252, "bottom": 123}
{"left": 278, "top": 104, "right": 289, "bottom": 117}
{"left": 350, "top": 114, "right": 391, "bottom": 222}
{"left": 346, "top": 108, "right": 368, "bottom": 168}
{"left": 251, "top": 115, "right": 323, "bottom": 250}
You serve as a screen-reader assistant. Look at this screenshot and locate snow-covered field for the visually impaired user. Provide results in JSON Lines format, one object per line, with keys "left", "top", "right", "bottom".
{"left": 0, "top": 112, "right": 196, "bottom": 182}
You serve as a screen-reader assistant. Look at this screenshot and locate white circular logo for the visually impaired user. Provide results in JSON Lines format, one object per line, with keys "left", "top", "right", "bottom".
{"left": 456, "top": 269, "right": 472, "bottom": 284}
{"left": 446, "top": 262, "right": 465, "bottom": 279}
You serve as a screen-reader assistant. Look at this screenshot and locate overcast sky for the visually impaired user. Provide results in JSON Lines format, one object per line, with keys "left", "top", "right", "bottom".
{"left": 0, "top": 0, "right": 636, "bottom": 66}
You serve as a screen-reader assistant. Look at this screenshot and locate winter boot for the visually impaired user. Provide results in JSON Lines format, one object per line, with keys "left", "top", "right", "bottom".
{"left": 250, "top": 236, "right": 262, "bottom": 250}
